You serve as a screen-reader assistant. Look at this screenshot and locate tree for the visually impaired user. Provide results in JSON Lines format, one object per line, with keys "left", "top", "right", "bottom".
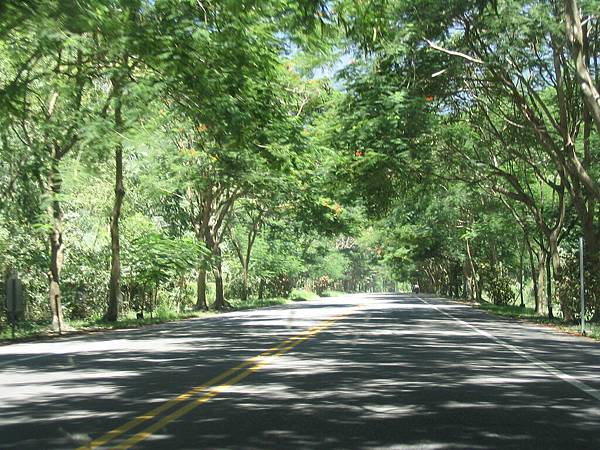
{"left": 0, "top": 2, "right": 101, "bottom": 329}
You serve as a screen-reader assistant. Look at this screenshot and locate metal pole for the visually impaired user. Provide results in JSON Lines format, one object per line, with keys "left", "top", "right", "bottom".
{"left": 11, "top": 277, "right": 16, "bottom": 339}
{"left": 579, "top": 237, "right": 585, "bottom": 335}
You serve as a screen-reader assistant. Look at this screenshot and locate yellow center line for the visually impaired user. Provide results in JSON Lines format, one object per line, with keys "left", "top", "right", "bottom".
{"left": 79, "top": 304, "right": 363, "bottom": 450}
{"left": 111, "top": 368, "right": 260, "bottom": 450}
{"left": 111, "top": 309, "right": 356, "bottom": 450}
{"left": 77, "top": 345, "right": 283, "bottom": 450}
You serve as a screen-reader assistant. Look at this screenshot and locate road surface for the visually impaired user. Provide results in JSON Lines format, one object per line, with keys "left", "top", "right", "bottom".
{"left": 1, "top": 293, "right": 600, "bottom": 449}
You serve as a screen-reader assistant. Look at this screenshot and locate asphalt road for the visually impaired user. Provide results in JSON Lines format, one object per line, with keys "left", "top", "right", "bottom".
{"left": 1, "top": 293, "right": 600, "bottom": 449}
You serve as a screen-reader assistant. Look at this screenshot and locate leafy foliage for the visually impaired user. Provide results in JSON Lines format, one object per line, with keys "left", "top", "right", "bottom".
{"left": 2, "top": 0, "right": 600, "bottom": 333}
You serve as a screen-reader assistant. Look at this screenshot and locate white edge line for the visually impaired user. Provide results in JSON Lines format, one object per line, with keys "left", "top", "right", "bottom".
{"left": 417, "top": 295, "right": 600, "bottom": 402}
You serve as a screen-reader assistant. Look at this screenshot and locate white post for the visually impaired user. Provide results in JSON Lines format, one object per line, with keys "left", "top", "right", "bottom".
{"left": 579, "top": 237, "right": 585, "bottom": 335}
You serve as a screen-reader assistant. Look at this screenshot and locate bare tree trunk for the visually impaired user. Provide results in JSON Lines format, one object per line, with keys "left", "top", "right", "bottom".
{"left": 48, "top": 161, "right": 64, "bottom": 331}
{"left": 177, "top": 275, "right": 185, "bottom": 312}
{"left": 526, "top": 241, "right": 540, "bottom": 313}
{"left": 546, "top": 252, "right": 554, "bottom": 319}
{"left": 229, "top": 232, "right": 248, "bottom": 301}
{"left": 152, "top": 287, "right": 158, "bottom": 318}
{"left": 519, "top": 244, "right": 525, "bottom": 308}
{"left": 536, "top": 249, "right": 547, "bottom": 315}
{"left": 105, "top": 88, "right": 125, "bottom": 322}
{"left": 242, "top": 264, "right": 249, "bottom": 301}
{"left": 196, "top": 269, "right": 208, "bottom": 311}
{"left": 465, "top": 239, "right": 478, "bottom": 301}
{"left": 549, "top": 232, "right": 571, "bottom": 321}
{"left": 566, "top": 0, "right": 600, "bottom": 134}
{"left": 213, "top": 261, "right": 226, "bottom": 309}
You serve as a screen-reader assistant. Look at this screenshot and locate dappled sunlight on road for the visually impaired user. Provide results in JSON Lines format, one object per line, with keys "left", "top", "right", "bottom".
{"left": 1, "top": 294, "right": 600, "bottom": 449}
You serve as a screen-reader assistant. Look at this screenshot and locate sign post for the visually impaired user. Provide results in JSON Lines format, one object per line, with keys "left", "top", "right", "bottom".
{"left": 579, "top": 237, "right": 585, "bottom": 336}
{"left": 6, "top": 274, "right": 24, "bottom": 339}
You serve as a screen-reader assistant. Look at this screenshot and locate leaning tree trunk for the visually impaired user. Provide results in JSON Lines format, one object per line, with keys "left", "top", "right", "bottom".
{"left": 105, "top": 91, "right": 125, "bottom": 322}
{"left": 465, "top": 239, "right": 479, "bottom": 301}
{"left": 566, "top": 0, "right": 600, "bottom": 134}
{"left": 48, "top": 161, "right": 65, "bottom": 331}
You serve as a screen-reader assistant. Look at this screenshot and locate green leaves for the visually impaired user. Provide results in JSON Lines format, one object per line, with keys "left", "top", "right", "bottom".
{"left": 123, "top": 231, "right": 210, "bottom": 288}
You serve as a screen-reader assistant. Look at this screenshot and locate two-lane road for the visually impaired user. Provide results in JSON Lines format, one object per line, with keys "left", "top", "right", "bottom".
{"left": 1, "top": 294, "right": 599, "bottom": 449}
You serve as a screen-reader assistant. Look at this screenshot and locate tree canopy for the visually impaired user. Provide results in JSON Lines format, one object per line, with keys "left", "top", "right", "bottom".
{"left": 1, "top": 0, "right": 599, "bottom": 330}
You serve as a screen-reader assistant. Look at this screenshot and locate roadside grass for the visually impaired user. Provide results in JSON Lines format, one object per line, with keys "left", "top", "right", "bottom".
{"left": 227, "top": 297, "right": 289, "bottom": 310}
{"left": 0, "top": 309, "right": 215, "bottom": 343}
{"left": 290, "top": 289, "right": 319, "bottom": 301}
{"left": 0, "top": 320, "right": 53, "bottom": 341}
{"left": 320, "top": 290, "right": 346, "bottom": 297}
{"left": 72, "top": 309, "right": 216, "bottom": 331}
{"left": 1, "top": 290, "right": 346, "bottom": 344}
{"left": 476, "top": 301, "right": 600, "bottom": 341}
{"left": 478, "top": 303, "right": 541, "bottom": 320}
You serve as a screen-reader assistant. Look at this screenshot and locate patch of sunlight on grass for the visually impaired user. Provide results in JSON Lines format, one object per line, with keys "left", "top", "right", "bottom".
{"left": 0, "top": 320, "right": 52, "bottom": 341}
{"left": 228, "top": 297, "right": 290, "bottom": 310}
{"left": 477, "top": 301, "right": 600, "bottom": 341}
{"left": 320, "top": 290, "right": 346, "bottom": 297}
{"left": 289, "top": 289, "right": 319, "bottom": 301}
{"left": 0, "top": 310, "right": 215, "bottom": 344}
{"left": 1, "top": 290, "right": 331, "bottom": 344}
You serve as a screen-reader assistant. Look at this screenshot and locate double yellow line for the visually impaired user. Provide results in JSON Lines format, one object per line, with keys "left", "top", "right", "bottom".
{"left": 79, "top": 305, "right": 362, "bottom": 450}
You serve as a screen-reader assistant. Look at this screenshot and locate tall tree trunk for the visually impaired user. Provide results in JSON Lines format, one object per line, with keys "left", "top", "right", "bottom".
{"left": 213, "top": 260, "right": 226, "bottom": 309}
{"left": 177, "top": 275, "right": 185, "bottom": 312}
{"left": 546, "top": 252, "right": 554, "bottom": 319}
{"left": 476, "top": 273, "right": 483, "bottom": 302}
{"left": 519, "top": 244, "right": 525, "bottom": 308}
{"left": 242, "top": 264, "right": 249, "bottom": 301}
{"left": 465, "top": 239, "right": 478, "bottom": 301}
{"left": 526, "top": 241, "right": 540, "bottom": 313}
{"left": 229, "top": 212, "right": 261, "bottom": 302}
{"left": 566, "top": 0, "right": 600, "bottom": 134}
{"left": 195, "top": 213, "right": 209, "bottom": 311}
{"left": 230, "top": 233, "right": 249, "bottom": 301}
{"left": 196, "top": 268, "right": 208, "bottom": 311}
{"left": 48, "top": 160, "right": 64, "bottom": 331}
{"left": 105, "top": 91, "right": 125, "bottom": 322}
{"left": 462, "top": 261, "right": 469, "bottom": 299}
{"left": 549, "top": 232, "right": 571, "bottom": 321}
{"left": 258, "top": 278, "right": 265, "bottom": 300}
{"left": 536, "top": 249, "right": 547, "bottom": 315}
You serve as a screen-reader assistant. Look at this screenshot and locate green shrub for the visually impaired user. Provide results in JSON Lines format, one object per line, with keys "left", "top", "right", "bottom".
{"left": 555, "top": 252, "right": 599, "bottom": 323}
{"left": 321, "top": 290, "right": 345, "bottom": 297}
{"left": 290, "top": 289, "right": 318, "bottom": 301}
{"left": 480, "top": 263, "right": 515, "bottom": 306}
{"left": 486, "top": 274, "right": 515, "bottom": 306}
{"left": 314, "top": 275, "right": 329, "bottom": 295}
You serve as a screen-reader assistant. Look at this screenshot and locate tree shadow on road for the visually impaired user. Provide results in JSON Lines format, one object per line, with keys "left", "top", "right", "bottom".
{"left": 1, "top": 294, "right": 600, "bottom": 449}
